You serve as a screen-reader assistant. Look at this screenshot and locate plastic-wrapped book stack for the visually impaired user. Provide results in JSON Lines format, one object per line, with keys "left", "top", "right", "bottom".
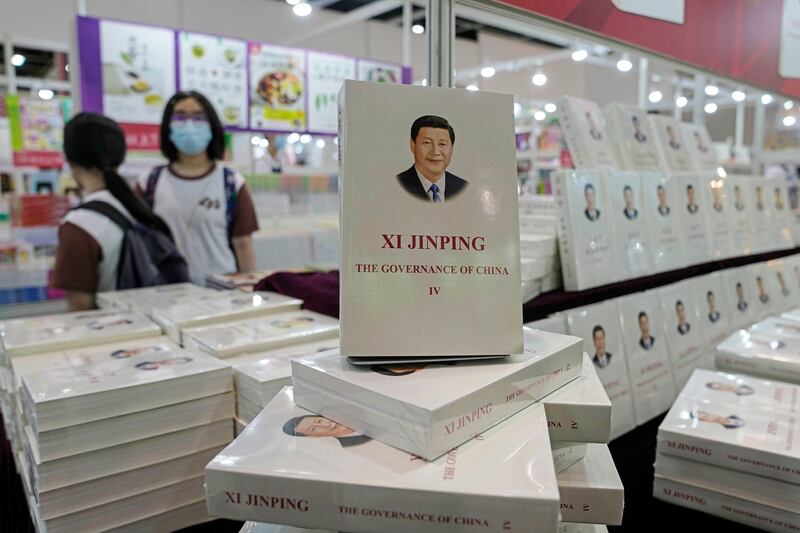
{"left": 519, "top": 195, "right": 562, "bottom": 302}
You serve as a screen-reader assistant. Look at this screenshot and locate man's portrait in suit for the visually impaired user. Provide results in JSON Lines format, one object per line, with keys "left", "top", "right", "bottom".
{"left": 735, "top": 282, "right": 748, "bottom": 312}
{"left": 666, "top": 125, "right": 681, "bottom": 151}
{"left": 584, "top": 183, "right": 601, "bottom": 221}
{"left": 686, "top": 184, "right": 699, "bottom": 214}
{"left": 591, "top": 325, "right": 612, "bottom": 369}
{"left": 396, "top": 115, "right": 468, "bottom": 203}
{"left": 711, "top": 185, "right": 724, "bottom": 212}
{"left": 694, "top": 131, "right": 709, "bottom": 154}
{"left": 283, "top": 415, "right": 371, "bottom": 447}
{"left": 756, "top": 276, "right": 770, "bottom": 304}
{"left": 706, "top": 291, "right": 721, "bottom": 323}
{"left": 706, "top": 381, "right": 754, "bottom": 396}
{"left": 675, "top": 300, "right": 691, "bottom": 335}
{"left": 622, "top": 185, "right": 638, "bottom": 220}
{"left": 777, "top": 271, "right": 790, "bottom": 297}
{"left": 586, "top": 111, "right": 602, "bottom": 141}
{"left": 657, "top": 185, "right": 671, "bottom": 216}
{"left": 691, "top": 410, "right": 745, "bottom": 430}
{"left": 776, "top": 187, "right": 786, "bottom": 210}
{"left": 755, "top": 185, "right": 765, "bottom": 212}
{"left": 638, "top": 311, "right": 655, "bottom": 351}
{"left": 631, "top": 115, "right": 647, "bottom": 143}
{"left": 734, "top": 185, "right": 745, "bottom": 211}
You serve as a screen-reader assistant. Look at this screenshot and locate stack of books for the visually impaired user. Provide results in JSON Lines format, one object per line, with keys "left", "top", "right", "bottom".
{"left": 17, "top": 345, "right": 235, "bottom": 532}
{"left": 206, "top": 270, "right": 276, "bottom": 291}
{"left": 95, "top": 283, "right": 221, "bottom": 315}
{"left": 520, "top": 233, "right": 562, "bottom": 301}
{"left": 715, "top": 314, "right": 800, "bottom": 383}
{"left": 237, "top": 521, "right": 609, "bottom": 532}
{"left": 654, "top": 368, "right": 800, "bottom": 531}
{"left": 151, "top": 291, "right": 303, "bottom": 344}
{"left": 182, "top": 310, "right": 339, "bottom": 359}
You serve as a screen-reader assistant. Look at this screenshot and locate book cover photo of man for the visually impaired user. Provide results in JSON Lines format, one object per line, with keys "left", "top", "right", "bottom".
{"left": 283, "top": 414, "right": 371, "bottom": 447}
{"left": 586, "top": 111, "right": 603, "bottom": 141}
{"left": 734, "top": 185, "right": 745, "bottom": 211}
{"left": 756, "top": 276, "right": 770, "bottom": 304}
{"left": 591, "top": 325, "right": 612, "bottom": 369}
{"left": 675, "top": 300, "right": 691, "bottom": 335}
{"left": 396, "top": 115, "right": 468, "bottom": 203}
{"left": 622, "top": 185, "right": 638, "bottom": 220}
{"left": 706, "top": 291, "right": 721, "bottom": 323}
{"left": 686, "top": 184, "right": 699, "bottom": 214}
{"left": 777, "top": 271, "right": 791, "bottom": 297}
{"left": 693, "top": 131, "right": 709, "bottom": 153}
{"left": 638, "top": 311, "right": 655, "bottom": 351}
{"left": 755, "top": 185, "right": 765, "bottom": 211}
{"left": 666, "top": 125, "right": 681, "bottom": 150}
{"left": 706, "top": 381, "right": 755, "bottom": 396}
{"left": 776, "top": 187, "right": 786, "bottom": 210}
{"left": 657, "top": 185, "right": 671, "bottom": 216}
{"left": 691, "top": 410, "right": 745, "bottom": 429}
{"left": 631, "top": 115, "right": 647, "bottom": 143}
{"left": 584, "top": 183, "right": 601, "bottom": 221}
{"left": 711, "top": 185, "right": 724, "bottom": 212}
{"left": 735, "top": 282, "right": 748, "bottom": 312}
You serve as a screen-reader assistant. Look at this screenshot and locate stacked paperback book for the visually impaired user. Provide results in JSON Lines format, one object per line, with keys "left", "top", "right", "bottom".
{"left": 205, "top": 82, "right": 624, "bottom": 533}
{"left": 95, "top": 282, "right": 221, "bottom": 315}
{"left": 519, "top": 195, "right": 562, "bottom": 301}
{"left": 654, "top": 368, "right": 800, "bottom": 532}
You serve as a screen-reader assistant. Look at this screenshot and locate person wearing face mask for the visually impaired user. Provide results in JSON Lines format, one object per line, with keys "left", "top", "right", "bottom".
{"left": 52, "top": 113, "right": 176, "bottom": 311}
{"left": 137, "top": 91, "right": 259, "bottom": 285}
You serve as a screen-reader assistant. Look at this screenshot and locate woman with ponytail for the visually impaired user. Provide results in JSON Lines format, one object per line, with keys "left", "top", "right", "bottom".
{"left": 52, "top": 113, "right": 174, "bottom": 310}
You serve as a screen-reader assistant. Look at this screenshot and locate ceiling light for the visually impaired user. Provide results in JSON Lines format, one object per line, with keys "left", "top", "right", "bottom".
{"left": 785, "top": 100, "right": 795, "bottom": 110}
{"left": 534, "top": 110, "right": 546, "bottom": 121}
{"left": 513, "top": 102, "right": 521, "bottom": 117}
{"left": 465, "top": 84, "right": 479, "bottom": 91}
{"left": 616, "top": 57, "right": 633, "bottom": 72}
{"left": 783, "top": 115, "right": 797, "bottom": 127}
{"left": 648, "top": 90, "right": 663, "bottom": 103}
{"left": 544, "top": 102, "right": 557, "bottom": 113}
{"left": 300, "top": 134, "right": 312, "bottom": 144}
{"left": 705, "top": 84, "right": 719, "bottom": 96}
{"left": 480, "top": 67, "right": 495, "bottom": 78}
{"left": 531, "top": 72, "right": 547, "bottom": 86}
{"left": 717, "top": 167, "right": 727, "bottom": 178}
{"left": 412, "top": 24, "right": 424, "bottom": 34}
{"left": 731, "top": 90, "right": 746, "bottom": 102}
{"left": 316, "top": 139, "right": 326, "bottom": 148}
{"left": 676, "top": 96, "right": 688, "bottom": 108}
{"left": 571, "top": 49, "right": 588, "bottom": 62}
{"left": 38, "top": 89, "right": 54, "bottom": 100}
{"left": 292, "top": 2, "right": 312, "bottom": 16}
{"left": 287, "top": 133, "right": 300, "bottom": 144}
{"left": 10, "top": 54, "right": 25, "bottom": 67}
{"left": 762, "top": 94, "right": 773, "bottom": 105}
{"left": 705, "top": 102, "right": 718, "bottom": 113}
{"left": 250, "top": 136, "right": 261, "bottom": 146}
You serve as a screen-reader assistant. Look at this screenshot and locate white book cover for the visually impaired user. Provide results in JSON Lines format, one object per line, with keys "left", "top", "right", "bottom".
{"left": 539, "top": 355, "right": 614, "bottom": 443}
{"left": 556, "top": 444, "right": 624, "bottom": 525}
{"left": 111, "top": 500, "right": 213, "bottom": 533}
{"left": 519, "top": 214, "right": 557, "bottom": 236}
{"left": 551, "top": 441, "right": 589, "bottom": 474}
{"left": 519, "top": 195, "right": 555, "bottom": 217}
{"left": 21, "top": 350, "right": 233, "bottom": 432}
{"left": 520, "top": 256, "right": 559, "bottom": 282}
{"left": 785, "top": 306, "right": 800, "bottom": 324}
{"left": 656, "top": 394, "right": 800, "bottom": 484}
{"left": 617, "top": 292, "right": 677, "bottom": 425}
{"left": 182, "top": 311, "right": 339, "bottom": 358}
{"left": 206, "top": 270, "right": 275, "bottom": 290}
{"left": 689, "top": 273, "right": 734, "bottom": 359}
{"left": 559, "top": 525, "right": 608, "bottom": 533}
{"left": 657, "top": 282, "right": 706, "bottom": 390}
{"left": 654, "top": 476, "right": 800, "bottom": 532}
{"left": 37, "top": 446, "right": 222, "bottom": 520}
{"left": 339, "top": 81, "right": 522, "bottom": 358}
{"left": 748, "top": 262, "right": 779, "bottom": 320}
{"left": 555, "top": 95, "right": 619, "bottom": 170}
{"left": 700, "top": 175, "right": 736, "bottom": 260}
{"left": 674, "top": 173, "right": 711, "bottom": 266}
{"left": 605, "top": 171, "right": 654, "bottom": 278}
{"left": 642, "top": 173, "right": 687, "bottom": 273}
{"left": 96, "top": 283, "right": 216, "bottom": 312}
{"left": 722, "top": 267, "right": 758, "bottom": 330}
{"left": 746, "top": 177, "right": 781, "bottom": 254}
{"left": 9, "top": 336, "right": 181, "bottom": 391}
{"left": 152, "top": 291, "right": 303, "bottom": 344}
{"left": 716, "top": 328, "right": 800, "bottom": 384}
{"left": 768, "top": 178, "right": 796, "bottom": 250}
{"left": 292, "top": 328, "right": 582, "bottom": 459}
{"left": 553, "top": 170, "right": 620, "bottom": 291}
{"left": 680, "top": 123, "right": 719, "bottom": 172}
{"left": 750, "top": 316, "right": 800, "bottom": 340}
{"left": 32, "top": 419, "right": 233, "bottom": 492}
{"left": 30, "top": 391, "right": 234, "bottom": 462}
{"left": 655, "top": 452, "right": 800, "bottom": 515}
{"left": 726, "top": 175, "right": 757, "bottom": 255}
{"left": 767, "top": 259, "right": 796, "bottom": 314}
{"left": 648, "top": 115, "right": 693, "bottom": 172}
{"left": 787, "top": 254, "right": 800, "bottom": 295}
{"left": 237, "top": 520, "right": 609, "bottom": 533}
{"left": 520, "top": 234, "right": 558, "bottom": 259}
{"left": 206, "top": 387, "right": 560, "bottom": 533}
{"left": 566, "top": 301, "right": 636, "bottom": 440}
{"left": 525, "top": 315, "right": 567, "bottom": 335}
{"left": 0, "top": 309, "right": 161, "bottom": 360}
{"left": 602, "top": 103, "right": 662, "bottom": 171}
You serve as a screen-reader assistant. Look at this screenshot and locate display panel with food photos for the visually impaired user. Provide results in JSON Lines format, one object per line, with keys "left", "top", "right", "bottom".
{"left": 248, "top": 43, "right": 307, "bottom": 132}
{"left": 356, "top": 59, "right": 404, "bottom": 84}
{"left": 307, "top": 52, "right": 356, "bottom": 134}
{"left": 178, "top": 32, "right": 248, "bottom": 128}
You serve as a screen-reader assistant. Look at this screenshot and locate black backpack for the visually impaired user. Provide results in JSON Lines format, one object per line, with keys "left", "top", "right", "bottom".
{"left": 77, "top": 201, "right": 191, "bottom": 290}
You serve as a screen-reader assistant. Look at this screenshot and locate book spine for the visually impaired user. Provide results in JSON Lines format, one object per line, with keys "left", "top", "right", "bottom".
{"left": 205, "top": 470, "right": 559, "bottom": 533}
{"left": 601, "top": 109, "right": 629, "bottom": 171}
{"left": 653, "top": 477, "right": 800, "bottom": 532}
{"left": 556, "top": 104, "right": 588, "bottom": 169}
{"left": 543, "top": 403, "right": 611, "bottom": 444}
{"left": 657, "top": 430, "right": 800, "bottom": 485}
{"left": 337, "top": 83, "right": 353, "bottom": 356}
{"left": 558, "top": 484, "right": 624, "bottom": 526}
{"left": 553, "top": 171, "right": 579, "bottom": 291}
{"left": 551, "top": 442, "right": 588, "bottom": 474}
{"left": 715, "top": 348, "right": 800, "bottom": 384}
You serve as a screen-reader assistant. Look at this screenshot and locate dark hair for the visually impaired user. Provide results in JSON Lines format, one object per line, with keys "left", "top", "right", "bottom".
{"left": 410, "top": 115, "right": 455, "bottom": 144}
{"left": 657, "top": 185, "right": 665, "bottom": 192}
{"left": 592, "top": 325, "right": 605, "bottom": 338}
{"left": 736, "top": 282, "right": 743, "bottom": 289}
{"left": 585, "top": 183, "right": 595, "bottom": 193}
{"left": 160, "top": 91, "right": 225, "bottom": 162}
{"left": 756, "top": 276, "right": 763, "bottom": 283}
{"left": 707, "top": 291, "right": 714, "bottom": 298}
{"left": 623, "top": 185, "right": 632, "bottom": 194}
{"left": 638, "top": 311, "right": 648, "bottom": 321}
{"left": 676, "top": 300, "right": 683, "bottom": 308}
{"left": 687, "top": 185, "right": 694, "bottom": 192}
{"left": 64, "top": 113, "right": 173, "bottom": 239}
{"left": 372, "top": 364, "right": 425, "bottom": 377}
{"left": 282, "top": 415, "right": 370, "bottom": 446}
{"left": 283, "top": 415, "right": 310, "bottom": 436}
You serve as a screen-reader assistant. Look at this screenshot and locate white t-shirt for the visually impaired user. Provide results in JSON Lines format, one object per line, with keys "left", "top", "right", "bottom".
{"left": 137, "top": 165, "right": 254, "bottom": 285}
{"left": 61, "top": 190, "right": 134, "bottom": 292}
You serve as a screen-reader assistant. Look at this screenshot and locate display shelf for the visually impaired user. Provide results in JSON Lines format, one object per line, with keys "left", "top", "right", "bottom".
{"left": 522, "top": 246, "right": 800, "bottom": 323}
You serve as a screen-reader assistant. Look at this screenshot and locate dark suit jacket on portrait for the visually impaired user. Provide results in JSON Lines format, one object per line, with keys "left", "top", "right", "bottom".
{"left": 593, "top": 352, "right": 612, "bottom": 368}
{"left": 396, "top": 166, "right": 468, "bottom": 201}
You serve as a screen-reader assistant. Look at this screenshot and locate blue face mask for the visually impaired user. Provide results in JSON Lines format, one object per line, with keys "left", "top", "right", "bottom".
{"left": 169, "top": 120, "right": 212, "bottom": 156}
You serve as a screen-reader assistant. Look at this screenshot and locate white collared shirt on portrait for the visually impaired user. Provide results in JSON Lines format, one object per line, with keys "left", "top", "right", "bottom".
{"left": 415, "top": 166, "right": 446, "bottom": 203}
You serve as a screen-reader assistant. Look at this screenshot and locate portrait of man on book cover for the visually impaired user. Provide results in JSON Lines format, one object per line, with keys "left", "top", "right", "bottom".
{"left": 691, "top": 410, "right": 745, "bottom": 429}
{"left": 638, "top": 311, "right": 655, "bottom": 351}
{"left": 686, "top": 185, "right": 699, "bottom": 214}
{"left": 706, "top": 291, "right": 721, "bottom": 323}
{"left": 622, "top": 185, "right": 638, "bottom": 220}
{"left": 591, "top": 325, "right": 612, "bottom": 368}
{"left": 675, "top": 300, "right": 691, "bottom": 335}
{"left": 283, "top": 414, "right": 371, "bottom": 447}
{"left": 666, "top": 125, "right": 681, "bottom": 151}
{"left": 584, "top": 183, "right": 601, "bottom": 221}
{"left": 656, "top": 185, "right": 671, "bottom": 216}
{"left": 396, "top": 115, "right": 468, "bottom": 203}
{"left": 631, "top": 115, "right": 647, "bottom": 143}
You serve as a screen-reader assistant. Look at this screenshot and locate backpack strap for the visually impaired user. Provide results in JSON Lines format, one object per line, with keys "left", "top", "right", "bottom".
{"left": 222, "top": 167, "right": 238, "bottom": 239}
{"left": 144, "top": 165, "right": 166, "bottom": 207}
{"left": 76, "top": 201, "right": 134, "bottom": 231}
